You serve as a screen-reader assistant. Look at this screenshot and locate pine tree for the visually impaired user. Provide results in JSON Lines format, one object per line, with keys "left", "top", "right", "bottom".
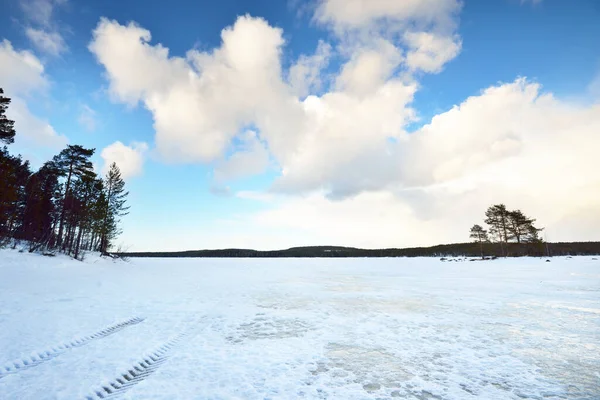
{"left": 507, "top": 210, "right": 540, "bottom": 244}
{"left": 469, "top": 224, "right": 489, "bottom": 259}
{"left": 524, "top": 223, "right": 543, "bottom": 243}
{"left": 72, "top": 172, "right": 102, "bottom": 259}
{"left": 0, "top": 88, "right": 16, "bottom": 145}
{"left": 100, "top": 163, "right": 129, "bottom": 253}
{"left": 0, "top": 147, "right": 31, "bottom": 241}
{"left": 0, "top": 96, "right": 133, "bottom": 257}
{"left": 485, "top": 204, "right": 510, "bottom": 243}
{"left": 52, "top": 145, "right": 95, "bottom": 249}
{"left": 484, "top": 204, "right": 511, "bottom": 256}
{"left": 20, "top": 162, "right": 61, "bottom": 250}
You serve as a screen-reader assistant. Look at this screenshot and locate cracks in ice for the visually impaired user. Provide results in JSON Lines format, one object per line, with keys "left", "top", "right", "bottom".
{"left": 0, "top": 317, "right": 145, "bottom": 379}
{"left": 226, "top": 313, "right": 312, "bottom": 343}
{"left": 308, "top": 342, "right": 416, "bottom": 397}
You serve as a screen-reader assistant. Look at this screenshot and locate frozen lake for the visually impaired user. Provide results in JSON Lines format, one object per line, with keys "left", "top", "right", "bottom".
{"left": 0, "top": 250, "right": 599, "bottom": 399}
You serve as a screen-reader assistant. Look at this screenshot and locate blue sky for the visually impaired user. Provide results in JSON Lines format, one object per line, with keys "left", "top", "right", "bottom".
{"left": 1, "top": 0, "right": 599, "bottom": 251}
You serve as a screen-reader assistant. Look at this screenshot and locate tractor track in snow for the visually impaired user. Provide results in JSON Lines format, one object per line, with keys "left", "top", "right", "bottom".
{"left": 84, "top": 316, "right": 209, "bottom": 399}
{"left": 83, "top": 331, "right": 189, "bottom": 399}
{"left": 0, "top": 317, "right": 145, "bottom": 379}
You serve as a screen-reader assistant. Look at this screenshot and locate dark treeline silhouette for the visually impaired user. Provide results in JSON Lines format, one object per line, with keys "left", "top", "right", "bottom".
{"left": 0, "top": 88, "right": 129, "bottom": 259}
{"left": 120, "top": 242, "right": 600, "bottom": 258}
{"left": 470, "top": 204, "right": 545, "bottom": 258}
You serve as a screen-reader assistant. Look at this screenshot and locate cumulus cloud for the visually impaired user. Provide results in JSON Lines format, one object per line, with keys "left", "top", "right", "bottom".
{"left": 88, "top": 0, "right": 462, "bottom": 179}
{"left": 88, "top": 8, "right": 599, "bottom": 244}
{"left": 7, "top": 97, "right": 68, "bottom": 150}
{"left": 101, "top": 141, "right": 148, "bottom": 179}
{"left": 88, "top": 15, "right": 417, "bottom": 196}
{"left": 403, "top": 31, "right": 461, "bottom": 73}
{"left": 315, "top": 0, "right": 462, "bottom": 75}
{"left": 213, "top": 131, "right": 270, "bottom": 182}
{"left": 242, "top": 79, "right": 600, "bottom": 245}
{"left": 89, "top": 16, "right": 297, "bottom": 164}
{"left": 335, "top": 39, "right": 402, "bottom": 96}
{"left": 0, "top": 40, "right": 47, "bottom": 95}
{"left": 288, "top": 40, "right": 332, "bottom": 98}
{"left": 0, "top": 39, "right": 67, "bottom": 153}
{"left": 403, "top": 79, "right": 600, "bottom": 188}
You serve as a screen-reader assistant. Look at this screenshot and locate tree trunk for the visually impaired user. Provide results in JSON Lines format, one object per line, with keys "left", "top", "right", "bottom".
{"left": 101, "top": 181, "right": 113, "bottom": 254}
{"left": 74, "top": 226, "right": 84, "bottom": 260}
{"left": 479, "top": 239, "right": 483, "bottom": 260}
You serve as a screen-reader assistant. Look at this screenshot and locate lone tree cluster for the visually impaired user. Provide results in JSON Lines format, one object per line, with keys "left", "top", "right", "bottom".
{"left": 0, "top": 88, "right": 129, "bottom": 259}
{"left": 470, "top": 204, "right": 543, "bottom": 258}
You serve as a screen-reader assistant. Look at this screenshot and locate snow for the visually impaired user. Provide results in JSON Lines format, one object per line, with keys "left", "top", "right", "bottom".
{"left": 0, "top": 249, "right": 599, "bottom": 399}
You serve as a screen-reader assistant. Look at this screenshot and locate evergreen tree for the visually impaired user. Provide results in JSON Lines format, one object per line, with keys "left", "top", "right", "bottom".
{"left": 0, "top": 97, "right": 132, "bottom": 258}
{"left": 524, "top": 223, "right": 543, "bottom": 243}
{"left": 72, "top": 172, "right": 102, "bottom": 259}
{"left": 507, "top": 210, "right": 540, "bottom": 243}
{"left": 484, "top": 204, "right": 511, "bottom": 256}
{"left": 0, "top": 147, "right": 31, "bottom": 241}
{"left": 469, "top": 224, "right": 489, "bottom": 259}
{"left": 484, "top": 204, "right": 510, "bottom": 243}
{"left": 20, "top": 162, "right": 61, "bottom": 250}
{"left": 0, "top": 88, "right": 16, "bottom": 145}
{"left": 52, "top": 145, "right": 95, "bottom": 249}
{"left": 88, "top": 183, "right": 107, "bottom": 251}
{"left": 100, "top": 163, "right": 129, "bottom": 253}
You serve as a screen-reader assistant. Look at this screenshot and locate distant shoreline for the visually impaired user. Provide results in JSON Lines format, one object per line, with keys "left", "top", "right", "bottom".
{"left": 118, "top": 242, "right": 600, "bottom": 258}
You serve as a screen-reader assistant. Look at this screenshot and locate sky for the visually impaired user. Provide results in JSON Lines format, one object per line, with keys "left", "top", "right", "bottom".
{"left": 0, "top": 0, "right": 599, "bottom": 251}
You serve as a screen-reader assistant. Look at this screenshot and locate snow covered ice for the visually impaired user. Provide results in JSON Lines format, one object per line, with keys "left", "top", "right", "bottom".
{"left": 0, "top": 250, "right": 599, "bottom": 399}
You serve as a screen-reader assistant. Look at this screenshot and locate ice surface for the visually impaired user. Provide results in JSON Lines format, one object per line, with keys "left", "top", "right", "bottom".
{"left": 0, "top": 249, "right": 599, "bottom": 399}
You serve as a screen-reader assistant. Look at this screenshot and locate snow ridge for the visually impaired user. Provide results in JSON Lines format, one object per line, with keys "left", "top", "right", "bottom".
{"left": 0, "top": 317, "right": 145, "bottom": 379}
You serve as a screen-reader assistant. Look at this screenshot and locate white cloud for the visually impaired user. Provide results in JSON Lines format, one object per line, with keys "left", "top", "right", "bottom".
{"left": 241, "top": 79, "right": 600, "bottom": 246}
{"left": 314, "top": 0, "right": 461, "bottom": 33}
{"left": 88, "top": 16, "right": 418, "bottom": 195}
{"left": 25, "top": 27, "right": 67, "bottom": 56}
{"left": 315, "top": 0, "right": 462, "bottom": 76}
{"left": 235, "top": 190, "right": 275, "bottom": 202}
{"left": 335, "top": 40, "right": 402, "bottom": 96}
{"left": 89, "top": 16, "right": 296, "bottom": 164}
{"left": 20, "top": 0, "right": 66, "bottom": 26}
{"left": 88, "top": 12, "right": 600, "bottom": 245}
{"left": 213, "top": 131, "right": 270, "bottom": 182}
{"left": 288, "top": 40, "right": 331, "bottom": 98}
{"left": 0, "top": 40, "right": 47, "bottom": 95}
{"left": 20, "top": 0, "right": 68, "bottom": 56}
{"left": 78, "top": 104, "right": 97, "bottom": 132}
{"left": 0, "top": 39, "right": 67, "bottom": 155}
{"left": 403, "top": 31, "right": 461, "bottom": 73}
{"left": 101, "top": 141, "right": 148, "bottom": 180}
{"left": 7, "top": 97, "right": 68, "bottom": 150}
{"left": 402, "top": 79, "right": 600, "bottom": 189}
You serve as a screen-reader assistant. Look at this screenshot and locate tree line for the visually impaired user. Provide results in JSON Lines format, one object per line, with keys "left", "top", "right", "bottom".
{"left": 470, "top": 204, "right": 544, "bottom": 258}
{"left": 121, "top": 242, "right": 600, "bottom": 258}
{"left": 0, "top": 88, "right": 129, "bottom": 259}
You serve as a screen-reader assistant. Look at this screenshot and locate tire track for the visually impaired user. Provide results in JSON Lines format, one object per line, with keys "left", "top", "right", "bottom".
{"left": 83, "top": 331, "right": 187, "bottom": 399}
{"left": 84, "top": 316, "right": 210, "bottom": 399}
{"left": 0, "top": 317, "right": 145, "bottom": 379}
